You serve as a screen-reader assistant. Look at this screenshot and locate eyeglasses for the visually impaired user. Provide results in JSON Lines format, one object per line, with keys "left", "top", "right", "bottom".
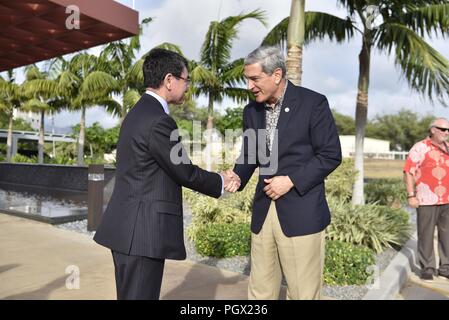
{"left": 434, "top": 126, "right": 449, "bottom": 133}
{"left": 173, "top": 75, "right": 191, "bottom": 84}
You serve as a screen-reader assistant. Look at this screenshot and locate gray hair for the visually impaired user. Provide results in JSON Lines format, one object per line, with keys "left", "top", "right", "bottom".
{"left": 429, "top": 117, "right": 449, "bottom": 129}
{"left": 244, "top": 46, "right": 286, "bottom": 78}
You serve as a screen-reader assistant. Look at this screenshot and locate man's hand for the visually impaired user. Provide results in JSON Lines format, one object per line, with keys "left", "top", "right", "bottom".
{"left": 408, "top": 196, "right": 419, "bottom": 209}
{"left": 221, "top": 170, "right": 241, "bottom": 193}
{"left": 263, "top": 176, "right": 294, "bottom": 200}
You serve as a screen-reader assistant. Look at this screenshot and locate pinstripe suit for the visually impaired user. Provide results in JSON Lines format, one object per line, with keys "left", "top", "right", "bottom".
{"left": 94, "top": 93, "right": 222, "bottom": 299}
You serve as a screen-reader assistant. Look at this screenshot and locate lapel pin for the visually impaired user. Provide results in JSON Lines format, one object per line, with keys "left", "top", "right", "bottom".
{"left": 285, "top": 107, "right": 290, "bottom": 113}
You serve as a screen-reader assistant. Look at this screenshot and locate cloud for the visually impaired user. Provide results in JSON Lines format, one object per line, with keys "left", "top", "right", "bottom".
{"left": 51, "top": 107, "right": 118, "bottom": 130}
{"left": 7, "top": 0, "right": 448, "bottom": 130}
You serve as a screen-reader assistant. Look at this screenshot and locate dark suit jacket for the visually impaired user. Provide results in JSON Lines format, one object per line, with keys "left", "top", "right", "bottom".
{"left": 234, "top": 81, "right": 342, "bottom": 237}
{"left": 94, "top": 94, "right": 222, "bottom": 260}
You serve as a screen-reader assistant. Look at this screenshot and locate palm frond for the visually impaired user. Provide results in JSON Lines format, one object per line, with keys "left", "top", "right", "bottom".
{"left": 123, "top": 89, "right": 141, "bottom": 112}
{"left": 58, "top": 70, "right": 81, "bottom": 96}
{"left": 103, "top": 98, "right": 123, "bottom": 118}
{"left": 154, "top": 42, "right": 184, "bottom": 55}
{"left": 22, "top": 98, "right": 50, "bottom": 113}
{"left": 129, "top": 17, "right": 153, "bottom": 53}
{"left": 80, "top": 71, "right": 120, "bottom": 97}
{"left": 126, "top": 58, "right": 144, "bottom": 88}
{"left": 222, "top": 87, "right": 252, "bottom": 104}
{"left": 70, "top": 53, "right": 98, "bottom": 76}
{"left": 399, "top": 3, "right": 449, "bottom": 38}
{"left": 262, "top": 17, "right": 289, "bottom": 49}
{"left": 24, "top": 65, "right": 46, "bottom": 81}
{"left": 304, "top": 12, "right": 356, "bottom": 45}
{"left": 221, "top": 58, "right": 246, "bottom": 87}
{"left": 376, "top": 22, "right": 449, "bottom": 106}
{"left": 190, "top": 64, "right": 220, "bottom": 88}
{"left": 200, "top": 9, "right": 267, "bottom": 70}
{"left": 262, "top": 12, "right": 356, "bottom": 48}
{"left": 23, "top": 79, "right": 58, "bottom": 99}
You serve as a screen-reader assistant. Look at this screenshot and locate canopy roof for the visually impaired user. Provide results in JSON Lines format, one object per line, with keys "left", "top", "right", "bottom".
{"left": 0, "top": 0, "right": 139, "bottom": 72}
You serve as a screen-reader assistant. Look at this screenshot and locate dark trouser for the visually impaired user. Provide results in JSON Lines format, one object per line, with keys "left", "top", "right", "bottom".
{"left": 111, "top": 250, "right": 165, "bottom": 300}
{"left": 417, "top": 204, "right": 449, "bottom": 273}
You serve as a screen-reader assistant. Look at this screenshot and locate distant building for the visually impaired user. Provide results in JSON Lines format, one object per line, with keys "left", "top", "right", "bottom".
{"left": 13, "top": 109, "right": 40, "bottom": 130}
{"left": 339, "top": 135, "right": 389, "bottom": 157}
{"left": 339, "top": 135, "right": 407, "bottom": 160}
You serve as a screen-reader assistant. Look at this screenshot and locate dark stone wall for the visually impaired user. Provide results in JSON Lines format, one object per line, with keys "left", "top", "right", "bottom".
{"left": 0, "top": 163, "right": 115, "bottom": 192}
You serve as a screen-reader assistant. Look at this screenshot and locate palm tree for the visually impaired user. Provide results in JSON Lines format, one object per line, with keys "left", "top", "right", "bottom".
{"left": 191, "top": 9, "right": 267, "bottom": 169}
{"left": 263, "top": 0, "right": 449, "bottom": 204}
{"left": 286, "top": 0, "right": 305, "bottom": 85}
{"left": 100, "top": 18, "right": 152, "bottom": 124}
{"left": 58, "top": 53, "right": 120, "bottom": 165}
{"left": 22, "top": 64, "right": 61, "bottom": 164}
{"left": 0, "top": 71, "right": 23, "bottom": 162}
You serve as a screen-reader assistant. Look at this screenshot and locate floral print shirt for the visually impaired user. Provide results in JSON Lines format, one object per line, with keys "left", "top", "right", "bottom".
{"left": 404, "top": 137, "right": 449, "bottom": 205}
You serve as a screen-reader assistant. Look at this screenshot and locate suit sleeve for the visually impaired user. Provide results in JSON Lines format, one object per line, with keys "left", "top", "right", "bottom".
{"left": 233, "top": 106, "right": 258, "bottom": 191}
{"left": 149, "top": 115, "right": 223, "bottom": 198}
{"left": 288, "top": 97, "right": 342, "bottom": 195}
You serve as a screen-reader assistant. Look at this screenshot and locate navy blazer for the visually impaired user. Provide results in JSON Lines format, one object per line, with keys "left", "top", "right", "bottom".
{"left": 234, "top": 81, "right": 342, "bottom": 237}
{"left": 94, "top": 94, "right": 222, "bottom": 260}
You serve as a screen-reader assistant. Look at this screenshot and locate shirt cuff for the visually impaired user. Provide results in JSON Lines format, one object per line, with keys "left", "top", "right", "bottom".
{"left": 219, "top": 173, "right": 224, "bottom": 195}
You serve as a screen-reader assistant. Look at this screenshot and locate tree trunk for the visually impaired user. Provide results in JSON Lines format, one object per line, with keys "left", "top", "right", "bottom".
{"left": 352, "top": 34, "right": 372, "bottom": 205}
{"left": 286, "top": 0, "right": 305, "bottom": 85}
{"left": 6, "top": 112, "right": 13, "bottom": 162}
{"left": 77, "top": 106, "right": 86, "bottom": 166}
{"left": 119, "top": 92, "right": 127, "bottom": 125}
{"left": 205, "top": 97, "right": 214, "bottom": 171}
{"left": 38, "top": 110, "right": 45, "bottom": 164}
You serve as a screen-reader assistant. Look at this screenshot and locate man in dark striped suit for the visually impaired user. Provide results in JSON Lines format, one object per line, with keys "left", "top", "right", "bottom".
{"left": 94, "top": 48, "right": 240, "bottom": 300}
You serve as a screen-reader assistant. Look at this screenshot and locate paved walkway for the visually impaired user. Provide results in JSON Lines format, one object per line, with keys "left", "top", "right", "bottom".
{"left": 5, "top": 212, "right": 448, "bottom": 300}
{"left": 0, "top": 214, "right": 251, "bottom": 300}
{"left": 397, "top": 232, "right": 449, "bottom": 300}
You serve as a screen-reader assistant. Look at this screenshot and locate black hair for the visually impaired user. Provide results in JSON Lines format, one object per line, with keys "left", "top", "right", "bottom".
{"left": 143, "top": 48, "right": 188, "bottom": 89}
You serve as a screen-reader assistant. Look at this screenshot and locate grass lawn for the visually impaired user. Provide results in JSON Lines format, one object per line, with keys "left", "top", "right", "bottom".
{"left": 364, "top": 158, "right": 405, "bottom": 179}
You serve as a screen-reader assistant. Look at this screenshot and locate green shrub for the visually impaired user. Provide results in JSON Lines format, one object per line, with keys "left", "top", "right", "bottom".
{"left": 327, "top": 198, "right": 411, "bottom": 253}
{"left": 11, "top": 154, "right": 37, "bottom": 163}
{"left": 365, "top": 178, "right": 407, "bottom": 207}
{"left": 325, "top": 158, "right": 357, "bottom": 202}
{"left": 194, "top": 222, "right": 251, "bottom": 257}
{"left": 48, "top": 155, "right": 76, "bottom": 165}
{"left": 184, "top": 173, "right": 257, "bottom": 241}
{"left": 324, "top": 240, "right": 375, "bottom": 286}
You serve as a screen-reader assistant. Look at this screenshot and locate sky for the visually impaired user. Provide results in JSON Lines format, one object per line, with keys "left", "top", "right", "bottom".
{"left": 5, "top": 0, "right": 449, "bottom": 129}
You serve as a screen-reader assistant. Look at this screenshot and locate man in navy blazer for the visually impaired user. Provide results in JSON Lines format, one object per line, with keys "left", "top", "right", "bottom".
{"left": 94, "top": 48, "right": 239, "bottom": 300}
{"left": 231, "top": 46, "right": 341, "bottom": 300}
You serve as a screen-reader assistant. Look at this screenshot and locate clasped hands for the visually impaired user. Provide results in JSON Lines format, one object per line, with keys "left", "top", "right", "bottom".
{"left": 221, "top": 170, "right": 241, "bottom": 193}
{"left": 221, "top": 170, "right": 294, "bottom": 200}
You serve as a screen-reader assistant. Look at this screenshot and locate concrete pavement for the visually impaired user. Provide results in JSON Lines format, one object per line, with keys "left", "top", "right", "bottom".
{"left": 0, "top": 214, "right": 250, "bottom": 300}
{"left": 4, "top": 211, "right": 448, "bottom": 300}
{"left": 396, "top": 231, "right": 449, "bottom": 300}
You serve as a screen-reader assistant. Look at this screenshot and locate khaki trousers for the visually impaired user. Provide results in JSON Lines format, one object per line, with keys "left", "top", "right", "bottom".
{"left": 248, "top": 202, "right": 325, "bottom": 300}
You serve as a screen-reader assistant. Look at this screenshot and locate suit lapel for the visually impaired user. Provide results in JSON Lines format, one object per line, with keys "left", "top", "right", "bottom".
{"left": 275, "top": 81, "right": 299, "bottom": 150}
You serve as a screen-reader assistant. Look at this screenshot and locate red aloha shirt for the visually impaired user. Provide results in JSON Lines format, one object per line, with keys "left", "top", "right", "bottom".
{"left": 404, "top": 138, "right": 449, "bottom": 205}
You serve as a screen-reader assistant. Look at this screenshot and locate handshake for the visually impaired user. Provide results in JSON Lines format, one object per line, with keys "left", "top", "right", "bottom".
{"left": 220, "top": 170, "right": 241, "bottom": 193}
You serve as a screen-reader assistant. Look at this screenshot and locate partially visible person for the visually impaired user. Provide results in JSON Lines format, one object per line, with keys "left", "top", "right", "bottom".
{"left": 404, "top": 118, "right": 449, "bottom": 281}
{"left": 228, "top": 46, "right": 341, "bottom": 300}
{"left": 94, "top": 48, "right": 239, "bottom": 300}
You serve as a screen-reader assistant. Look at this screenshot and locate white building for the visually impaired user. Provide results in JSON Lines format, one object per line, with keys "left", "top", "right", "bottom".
{"left": 339, "top": 135, "right": 407, "bottom": 160}
{"left": 13, "top": 109, "right": 40, "bottom": 130}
